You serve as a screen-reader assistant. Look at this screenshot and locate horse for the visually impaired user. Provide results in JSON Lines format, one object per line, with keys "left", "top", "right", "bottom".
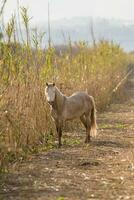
{"left": 45, "top": 82, "right": 97, "bottom": 147}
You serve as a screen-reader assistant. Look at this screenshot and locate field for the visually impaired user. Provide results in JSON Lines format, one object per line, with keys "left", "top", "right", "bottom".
{"left": 0, "top": 61, "right": 134, "bottom": 200}
{"left": 0, "top": 24, "right": 128, "bottom": 171}
{"left": 0, "top": 4, "right": 134, "bottom": 200}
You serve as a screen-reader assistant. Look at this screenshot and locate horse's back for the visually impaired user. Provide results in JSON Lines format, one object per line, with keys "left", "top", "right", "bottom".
{"left": 68, "top": 91, "right": 93, "bottom": 104}
{"left": 62, "top": 91, "right": 94, "bottom": 120}
{"left": 69, "top": 91, "right": 88, "bottom": 98}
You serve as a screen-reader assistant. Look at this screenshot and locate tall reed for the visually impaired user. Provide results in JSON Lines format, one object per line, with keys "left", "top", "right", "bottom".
{"left": 0, "top": 7, "right": 128, "bottom": 171}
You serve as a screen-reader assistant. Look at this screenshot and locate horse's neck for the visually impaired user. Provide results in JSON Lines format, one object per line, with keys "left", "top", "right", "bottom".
{"left": 54, "top": 87, "right": 65, "bottom": 113}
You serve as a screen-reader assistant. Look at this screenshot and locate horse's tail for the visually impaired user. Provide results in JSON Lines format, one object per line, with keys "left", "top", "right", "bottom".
{"left": 90, "top": 97, "right": 97, "bottom": 137}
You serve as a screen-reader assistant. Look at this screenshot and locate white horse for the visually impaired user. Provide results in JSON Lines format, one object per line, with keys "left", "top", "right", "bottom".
{"left": 45, "top": 82, "right": 97, "bottom": 147}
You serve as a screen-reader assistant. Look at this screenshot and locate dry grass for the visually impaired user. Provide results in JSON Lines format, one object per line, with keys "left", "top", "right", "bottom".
{"left": 0, "top": 8, "right": 129, "bottom": 171}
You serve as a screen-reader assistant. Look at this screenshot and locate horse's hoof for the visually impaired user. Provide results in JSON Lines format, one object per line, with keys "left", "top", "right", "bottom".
{"left": 58, "top": 144, "right": 62, "bottom": 148}
{"left": 85, "top": 139, "right": 91, "bottom": 143}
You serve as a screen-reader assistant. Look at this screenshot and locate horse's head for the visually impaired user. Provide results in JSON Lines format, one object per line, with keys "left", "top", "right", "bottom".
{"left": 45, "top": 82, "right": 56, "bottom": 105}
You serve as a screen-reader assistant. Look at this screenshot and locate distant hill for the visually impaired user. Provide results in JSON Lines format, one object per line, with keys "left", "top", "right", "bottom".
{"left": 36, "top": 17, "right": 134, "bottom": 52}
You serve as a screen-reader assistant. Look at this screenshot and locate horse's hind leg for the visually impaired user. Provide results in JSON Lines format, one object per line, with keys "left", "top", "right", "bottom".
{"left": 85, "top": 115, "right": 91, "bottom": 143}
{"left": 80, "top": 115, "right": 87, "bottom": 128}
{"left": 80, "top": 115, "right": 89, "bottom": 143}
{"left": 80, "top": 115, "right": 91, "bottom": 143}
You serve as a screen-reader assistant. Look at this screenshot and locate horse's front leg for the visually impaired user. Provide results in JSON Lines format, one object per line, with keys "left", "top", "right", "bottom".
{"left": 55, "top": 120, "right": 63, "bottom": 148}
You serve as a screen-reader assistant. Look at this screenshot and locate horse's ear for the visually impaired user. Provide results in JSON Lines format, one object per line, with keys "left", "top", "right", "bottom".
{"left": 46, "top": 82, "right": 48, "bottom": 86}
{"left": 53, "top": 83, "right": 55, "bottom": 86}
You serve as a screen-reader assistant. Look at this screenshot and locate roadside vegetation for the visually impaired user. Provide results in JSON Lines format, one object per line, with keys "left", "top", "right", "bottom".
{"left": 0, "top": 6, "right": 129, "bottom": 171}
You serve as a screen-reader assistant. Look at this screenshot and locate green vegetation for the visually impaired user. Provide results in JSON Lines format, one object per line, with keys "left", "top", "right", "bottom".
{"left": 56, "top": 197, "right": 65, "bottom": 200}
{"left": 0, "top": 7, "right": 129, "bottom": 171}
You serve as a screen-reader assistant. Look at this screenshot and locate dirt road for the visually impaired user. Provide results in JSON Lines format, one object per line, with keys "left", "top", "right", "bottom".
{"left": 0, "top": 72, "right": 134, "bottom": 200}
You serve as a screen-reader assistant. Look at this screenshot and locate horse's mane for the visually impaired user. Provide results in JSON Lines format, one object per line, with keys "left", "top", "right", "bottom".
{"left": 55, "top": 86, "right": 64, "bottom": 96}
{"left": 53, "top": 86, "right": 65, "bottom": 112}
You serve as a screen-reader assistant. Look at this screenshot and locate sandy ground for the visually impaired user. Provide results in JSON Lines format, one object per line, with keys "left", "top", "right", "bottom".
{"left": 0, "top": 72, "right": 134, "bottom": 200}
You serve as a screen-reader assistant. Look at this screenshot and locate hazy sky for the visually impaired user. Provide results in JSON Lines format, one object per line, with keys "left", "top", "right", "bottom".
{"left": 2, "top": 0, "right": 134, "bottom": 23}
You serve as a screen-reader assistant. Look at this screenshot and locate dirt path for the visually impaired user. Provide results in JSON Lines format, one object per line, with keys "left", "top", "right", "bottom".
{"left": 0, "top": 72, "right": 134, "bottom": 200}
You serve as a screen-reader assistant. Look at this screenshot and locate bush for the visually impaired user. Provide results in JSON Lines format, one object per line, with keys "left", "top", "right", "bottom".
{"left": 0, "top": 8, "right": 128, "bottom": 171}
